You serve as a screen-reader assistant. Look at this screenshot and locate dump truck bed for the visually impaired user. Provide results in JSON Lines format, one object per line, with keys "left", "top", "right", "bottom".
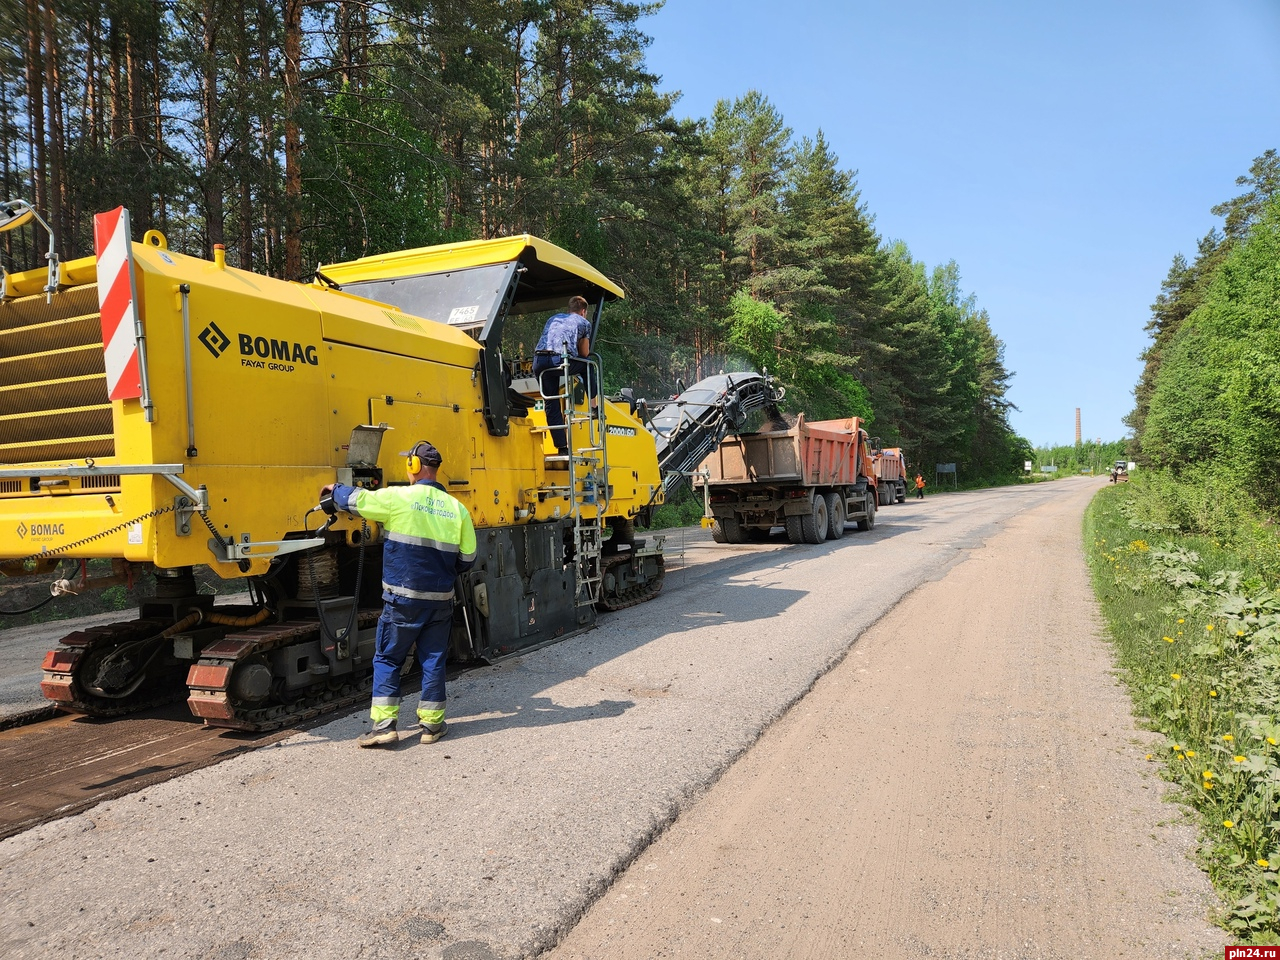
{"left": 874, "top": 447, "right": 906, "bottom": 482}
{"left": 700, "top": 414, "right": 867, "bottom": 488}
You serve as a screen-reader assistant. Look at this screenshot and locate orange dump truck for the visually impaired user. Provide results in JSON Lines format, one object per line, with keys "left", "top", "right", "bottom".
{"left": 872, "top": 446, "right": 908, "bottom": 505}
{"left": 694, "top": 414, "right": 878, "bottom": 544}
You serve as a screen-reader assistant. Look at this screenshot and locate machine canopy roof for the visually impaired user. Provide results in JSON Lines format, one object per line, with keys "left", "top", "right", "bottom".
{"left": 316, "top": 235, "right": 624, "bottom": 331}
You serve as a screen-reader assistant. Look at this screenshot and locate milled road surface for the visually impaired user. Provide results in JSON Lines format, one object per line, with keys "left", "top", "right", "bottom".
{"left": 0, "top": 478, "right": 1226, "bottom": 959}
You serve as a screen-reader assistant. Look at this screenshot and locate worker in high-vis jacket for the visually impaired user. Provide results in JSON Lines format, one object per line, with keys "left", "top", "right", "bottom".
{"left": 322, "top": 439, "right": 476, "bottom": 748}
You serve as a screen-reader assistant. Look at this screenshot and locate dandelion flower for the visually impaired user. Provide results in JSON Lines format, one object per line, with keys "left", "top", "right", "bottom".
{"left": 1225, "top": 820, "right": 1235, "bottom": 829}
{"left": 1205, "top": 781, "right": 1215, "bottom": 790}
{"left": 1164, "top": 636, "right": 1175, "bottom": 643}
{"left": 1210, "top": 690, "right": 1218, "bottom": 697}
{"left": 1234, "top": 755, "right": 1247, "bottom": 763}
{"left": 1237, "top": 630, "right": 1246, "bottom": 637}
{"left": 1171, "top": 673, "right": 1181, "bottom": 681}
{"left": 1177, "top": 618, "right": 1185, "bottom": 624}
{"left": 1186, "top": 750, "right": 1197, "bottom": 758}
{"left": 1203, "top": 770, "right": 1214, "bottom": 779}
{"left": 1146, "top": 753, "right": 1153, "bottom": 760}
{"left": 1268, "top": 738, "right": 1277, "bottom": 747}
{"left": 1173, "top": 744, "right": 1183, "bottom": 752}
{"left": 1260, "top": 859, "right": 1271, "bottom": 869}
{"left": 1207, "top": 624, "right": 1215, "bottom": 632}
{"left": 1224, "top": 734, "right": 1234, "bottom": 742}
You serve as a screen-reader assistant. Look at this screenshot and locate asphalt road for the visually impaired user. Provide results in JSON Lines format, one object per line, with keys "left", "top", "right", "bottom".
{"left": 0, "top": 479, "right": 1223, "bottom": 959}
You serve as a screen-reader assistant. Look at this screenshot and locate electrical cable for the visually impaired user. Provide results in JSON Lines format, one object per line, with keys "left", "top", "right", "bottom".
{"left": 0, "top": 593, "right": 55, "bottom": 617}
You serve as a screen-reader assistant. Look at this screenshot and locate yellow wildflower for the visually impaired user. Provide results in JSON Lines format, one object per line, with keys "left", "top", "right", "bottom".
{"left": 1237, "top": 630, "right": 1245, "bottom": 637}
{"left": 1164, "top": 636, "right": 1175, "bottom": 643}
{"left": 1177, "top": 618, "right": 1185, "bottom": 624}
{"left": 1186, "top": 750, "right": 1197, "bottom": 758}
{"left": 1205, "top": 781, "right": 1215, "bottom": 790}
{"left": 1268, "top": 738, "right": 1277, "bottom": 747}
{"left": 1210, "top": 690, "right": 1218, "bottom": 697}
{"left": 1206, "top": 624, "right": 1215, "bottom": 632}
{"left": 1173, "top": 743, "right": 1183, "bottom": 752}
{"left": 1225, "top": 820, "right": 1235, "bottom": 829}
{"left": 1260, "top": 859, "right": 1271, "bottom": 869}
{"left": 1171, "top": 673, "right": 1181, "bottom": 681}
{"left": 1234, "top": 755, "right": 1247, "bottom": 763}
{"left": 1224, "top": 734, "right": 1234, "bottom": 742}
{"left": 1203, "top": 770, "right": 1214, "bottom": 779}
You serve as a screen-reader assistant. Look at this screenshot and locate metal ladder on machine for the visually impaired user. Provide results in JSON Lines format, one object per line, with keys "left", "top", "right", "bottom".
{"left": 539, "top": 353, "right": 611, "bottom": 608}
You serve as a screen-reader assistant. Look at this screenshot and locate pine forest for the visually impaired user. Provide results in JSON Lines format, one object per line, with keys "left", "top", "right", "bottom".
{"left": 0, "top": 0, "right": 1029, "bottom": 481}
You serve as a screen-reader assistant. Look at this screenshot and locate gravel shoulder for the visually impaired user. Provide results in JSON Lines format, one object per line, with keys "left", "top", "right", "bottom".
{"left": 0, "top": 479, "right": 1226, "bottom": 959}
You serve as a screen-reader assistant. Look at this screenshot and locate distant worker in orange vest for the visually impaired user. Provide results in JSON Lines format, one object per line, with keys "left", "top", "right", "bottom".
{"left": 915, "top": 473, "right": 925, "bottom": 499}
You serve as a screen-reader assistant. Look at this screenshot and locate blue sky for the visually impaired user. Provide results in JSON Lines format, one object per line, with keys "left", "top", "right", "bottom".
{"left": 640, "top": 1, "right": 1280, "bottom": 446}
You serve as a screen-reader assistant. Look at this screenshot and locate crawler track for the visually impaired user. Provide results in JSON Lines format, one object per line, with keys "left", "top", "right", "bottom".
{"left": 597, "top": 553, "right": 665, "bottom": 611}
{"left": 40, "top": 618, "right": 190, "bottom": 716}
{"left": 187, "top": 612, "right": 380, "bottom": 731}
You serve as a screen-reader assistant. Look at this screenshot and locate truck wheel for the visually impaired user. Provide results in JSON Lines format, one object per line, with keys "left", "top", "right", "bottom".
{"left": 895, "top": 482, "right": 906, "bottom": 504}
{"left": 824, "top": 492, "right": 845, "bottom": 540}
{"left": 800, "top": 496, "right": 827, "bottom": 544}
{"left": 711, "top": 519, "right": 727, "bottom": 544}
{"left": 785, "top": 515, "right": 805, "bottom": 544}
{"left": 856, "top": 495, "right": 876, "bottom": 531}
{"left": 720, "top": 515, "right": 749, "bottom": 544}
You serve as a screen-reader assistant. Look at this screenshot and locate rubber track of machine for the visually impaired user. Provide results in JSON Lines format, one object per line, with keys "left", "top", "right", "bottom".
{"left": 186, "top": 612, "right": 379, "bottom": 731}
{"left": 597, "top": 555, "right": 666, "bottom": 612}
{"left": 41, "top": 618, "right": 187, "bottom": 717}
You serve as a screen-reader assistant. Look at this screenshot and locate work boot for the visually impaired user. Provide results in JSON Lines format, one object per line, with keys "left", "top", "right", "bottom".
{"left": 358, "top": 719, "right": 398, "bottom": 748}
{"left": 419, "top": 722, "right": 448, "bottom": 744}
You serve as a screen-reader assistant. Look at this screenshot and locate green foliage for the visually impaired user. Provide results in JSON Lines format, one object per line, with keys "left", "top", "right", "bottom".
{"left": 1142, "top": 196, "right": 1280, "bottom": 506}
{"left": 1032, "top": 439, "right": 1129, "bottom": 475}
{"left": 649, "top": 489, "right": 707, "bottom": 530}
{"left": 303, "top": 82, "right": 460, "bottom": 266}
{"left": 1088, "top": 474, "right": 1280, "bottom": 942}
{"left": 1130, "top": 150, "right": 1279, "bottom": 466}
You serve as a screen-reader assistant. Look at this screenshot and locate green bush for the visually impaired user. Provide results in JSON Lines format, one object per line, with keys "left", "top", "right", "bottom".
{"left": 649, "top": 489, "right": 707, "bottom": 530}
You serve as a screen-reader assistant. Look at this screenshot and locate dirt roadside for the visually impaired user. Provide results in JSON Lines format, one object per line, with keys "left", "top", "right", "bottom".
{"left": 546, "top": 482, "right": 1228, "bottom": 959}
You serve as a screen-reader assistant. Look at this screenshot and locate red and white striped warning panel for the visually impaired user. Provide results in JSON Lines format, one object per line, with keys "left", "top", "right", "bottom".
{"left": 94, "top": 206, "right": 143, "bottom": 401}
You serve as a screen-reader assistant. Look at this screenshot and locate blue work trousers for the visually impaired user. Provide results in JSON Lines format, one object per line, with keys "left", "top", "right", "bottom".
{"left": 370, "top": 598, "right": 452, "bottom": 725}
{"left": 534, "top": 354, "right": 598, "bottom": 454}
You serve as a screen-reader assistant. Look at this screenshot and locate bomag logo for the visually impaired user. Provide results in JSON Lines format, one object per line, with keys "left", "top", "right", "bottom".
{"left": 202, "top": 330, "right": 323, "bottom": 374}
{"left": 238, "top": 334, "right": 319, "bottom": 366}
{"left": 21, "top": 522, "right": 64, "bottom": 539}
{"left": 198, "top": 322, "right": 231, "bottom": 358}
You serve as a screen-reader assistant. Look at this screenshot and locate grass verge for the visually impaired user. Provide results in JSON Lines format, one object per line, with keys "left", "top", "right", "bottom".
{"left": 1086, "top": 476, "right": 1280, "bottom": 943}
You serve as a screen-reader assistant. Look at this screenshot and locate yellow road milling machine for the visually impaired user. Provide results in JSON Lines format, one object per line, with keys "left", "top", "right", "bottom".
{"left": 0, "top": 204, "right": 779, "bottom": 730}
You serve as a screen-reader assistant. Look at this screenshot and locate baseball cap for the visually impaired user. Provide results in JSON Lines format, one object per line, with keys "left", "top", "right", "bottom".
{"left": 398, "top": 440, "right": 443, "bottom": 466}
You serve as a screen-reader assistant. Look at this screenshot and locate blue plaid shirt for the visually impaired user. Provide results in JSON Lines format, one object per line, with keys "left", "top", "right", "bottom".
{"left": 535, "top": 312, "right": 591, "bottom": 359}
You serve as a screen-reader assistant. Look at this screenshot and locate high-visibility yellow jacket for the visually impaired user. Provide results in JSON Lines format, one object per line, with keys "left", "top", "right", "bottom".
{"left": 333, "top": 480, "right": 477, "bottom": 602}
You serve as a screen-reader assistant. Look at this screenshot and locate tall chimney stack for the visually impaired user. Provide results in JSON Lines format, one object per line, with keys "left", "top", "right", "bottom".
{"left": 1075, "top": 408, "right": 1082, "bottom": 446}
